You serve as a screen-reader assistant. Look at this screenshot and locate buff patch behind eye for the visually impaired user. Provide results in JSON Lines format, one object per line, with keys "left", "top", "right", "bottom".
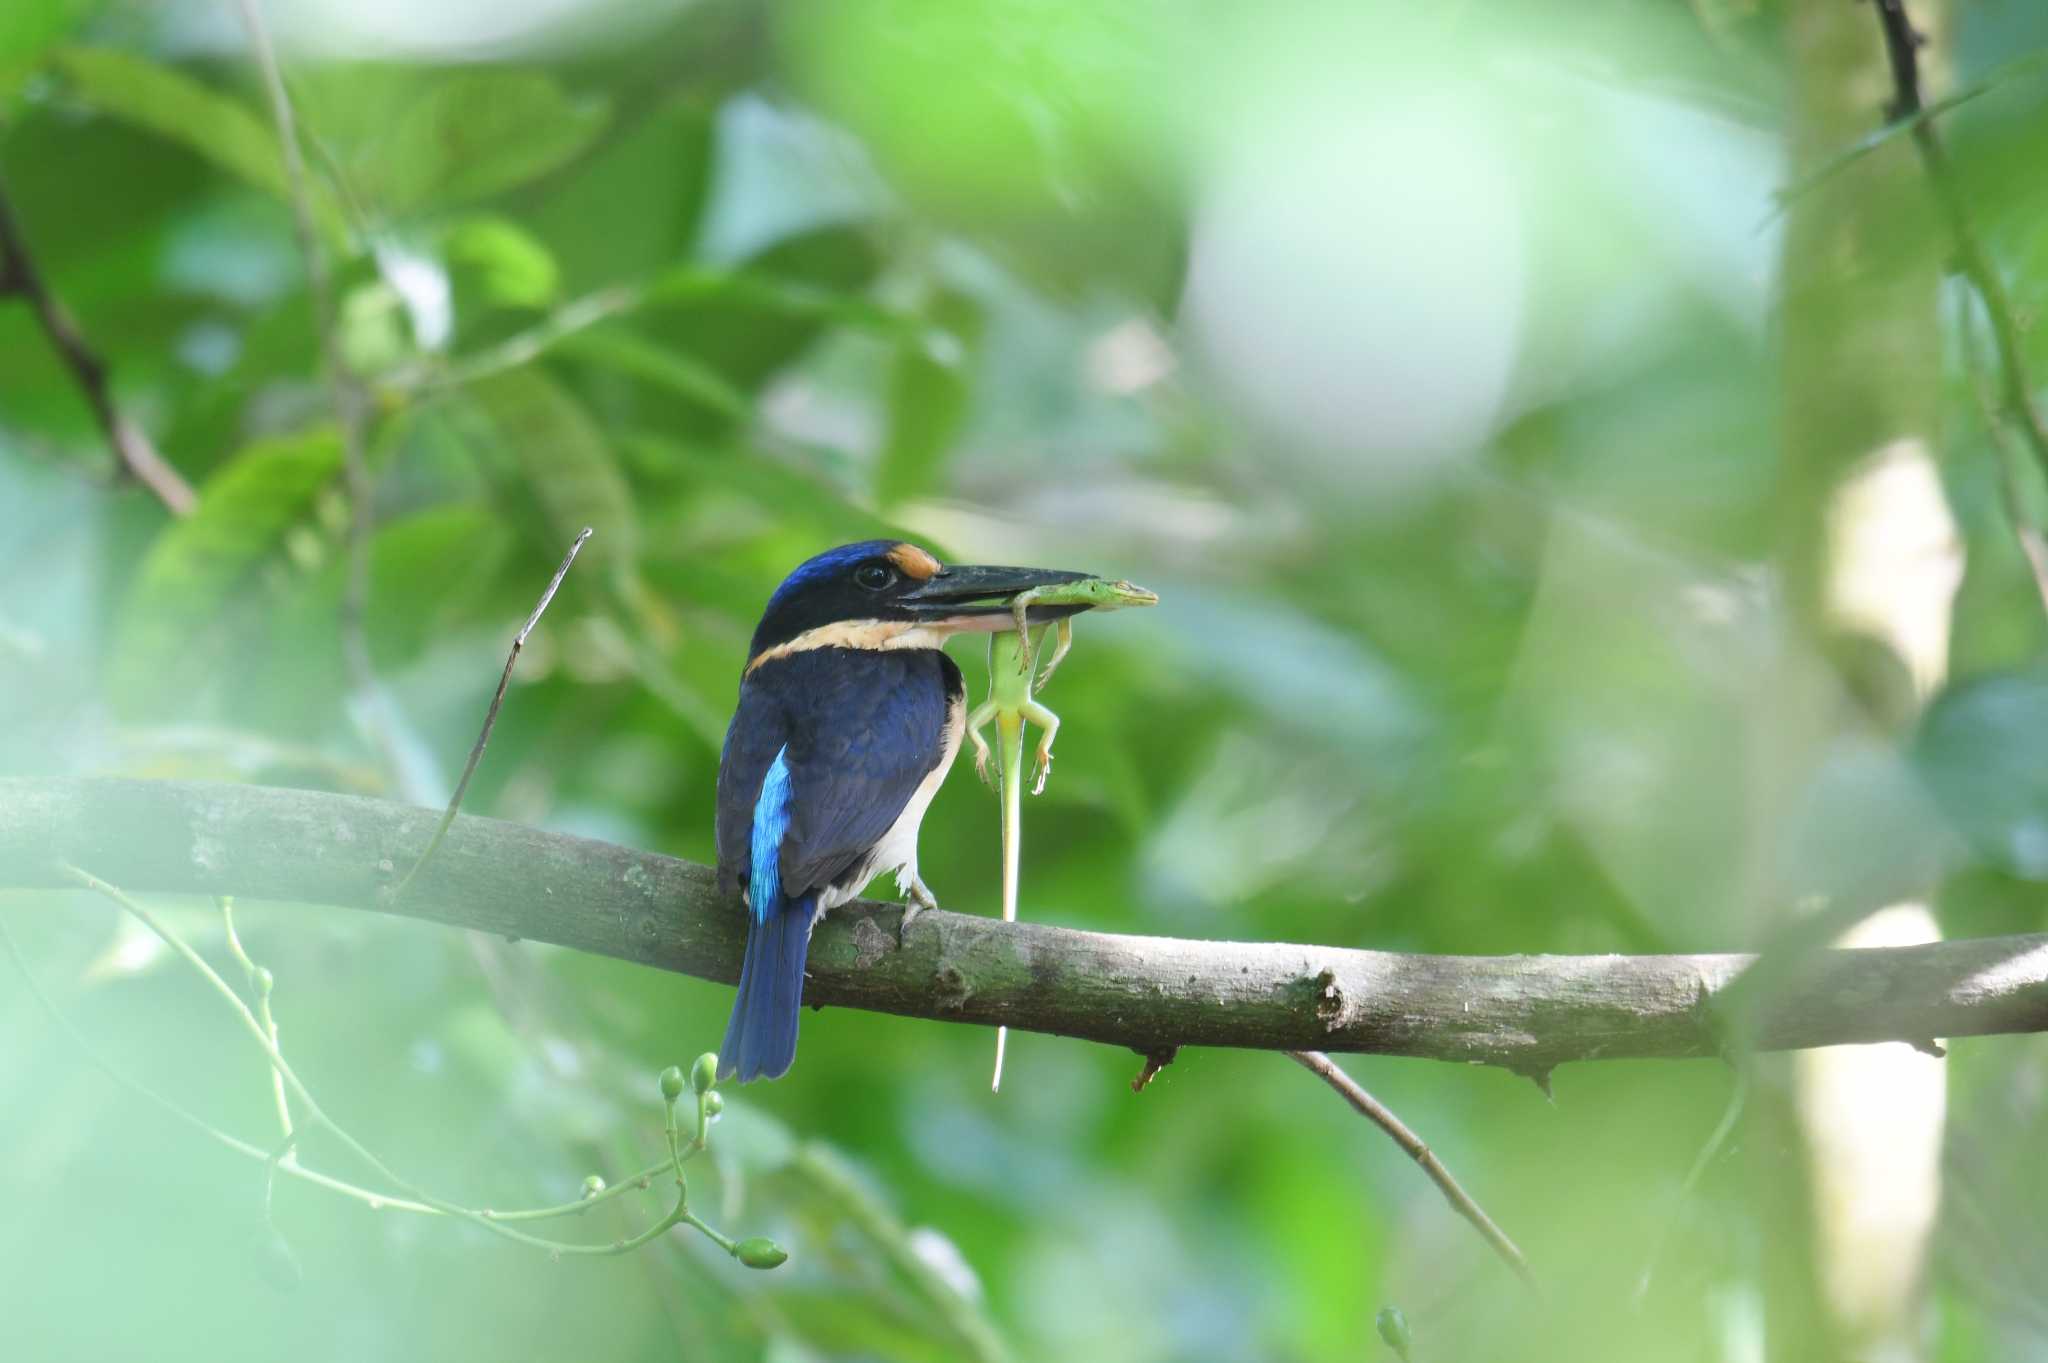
{"left": 886, "top": 543, "right": 942, "bottom": 580}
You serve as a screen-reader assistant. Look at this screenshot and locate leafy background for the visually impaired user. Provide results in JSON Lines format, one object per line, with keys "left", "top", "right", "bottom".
{"left": 4, "top": 1, "right": 2048, "bottom": 1360}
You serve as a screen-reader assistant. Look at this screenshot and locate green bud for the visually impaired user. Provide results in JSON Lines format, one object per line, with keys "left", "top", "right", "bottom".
{"left": 734, "top": 1237, "right": 788, "bottom": 1270}
{"left": 691, "top": 1052, "right": 718, "bottom": 1095}
{"left": 658, "top": 1066, "right": 686, "bottom": 1102}
{"left": 1375, "top": 1306, "right": 1412, "bottom": 1362}
{"left": 703, "top": 1091, "right": 724, "bottom": 1118}
{"left": 254, "top": 966, "right": 275, "bottom": 996}
{"left": 581, "top": 1175, "right": 606, "bottom": 1199}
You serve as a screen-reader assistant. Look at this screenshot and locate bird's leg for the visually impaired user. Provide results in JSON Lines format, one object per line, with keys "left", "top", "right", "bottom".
{"left": 898, "top": 873, "right": 940, "bottom": 945}
{"left": 1020, "top": 696, "right": 1060, "bottom": 795}
{"left": 1031, "top": 616, "right": 1075, "bottom": 694}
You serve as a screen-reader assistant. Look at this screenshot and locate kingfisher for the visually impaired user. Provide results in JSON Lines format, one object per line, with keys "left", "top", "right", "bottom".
{"left": 716, "top": 540, "right": 1091, "bottom": 1082}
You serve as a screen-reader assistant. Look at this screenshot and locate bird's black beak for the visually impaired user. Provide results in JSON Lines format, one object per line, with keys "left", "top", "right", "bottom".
{"left": 901, "top": 563, "right": 1095, "bottom": 630}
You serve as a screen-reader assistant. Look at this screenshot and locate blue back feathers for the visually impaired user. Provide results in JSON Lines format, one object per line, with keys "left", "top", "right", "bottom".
{"left": 749, "top": 749, "right": 792, "bottom": 925}
{"left": 721, "top": 746, "right": 813, "bottom": 1083}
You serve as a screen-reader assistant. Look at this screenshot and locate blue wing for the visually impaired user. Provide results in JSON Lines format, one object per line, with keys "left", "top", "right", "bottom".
{"left": 778, "top": 648, "right": 958, "bottom": 895}
{"left": 715, "top": 679, "right": 787, "bottom": 901}
{"left": 714, "top": 648, "right": 958, "bottom": 1082}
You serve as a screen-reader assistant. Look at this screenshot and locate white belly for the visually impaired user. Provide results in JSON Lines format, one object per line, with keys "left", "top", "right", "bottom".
{"left": 815, "top": 693, "right": 965, "bottom": 913}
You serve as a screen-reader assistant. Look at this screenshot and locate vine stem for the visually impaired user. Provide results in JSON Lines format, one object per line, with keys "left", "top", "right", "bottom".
{"left": 53, "top": 862, "right": 723, "bottom": 1257}
{"left": 220, "top": 896, "right": 293, "bottom": 1145}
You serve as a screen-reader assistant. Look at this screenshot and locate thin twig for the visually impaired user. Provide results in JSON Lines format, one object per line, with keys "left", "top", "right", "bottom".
{"left": 56, "top": 862, "right": 749, "bottom": 1258}
{"left": 4, "top": 895, "right": 671, "bottom": 1228}
{"left": 392, "top": 527, "right": 593, "bottom": 896}
{"left": 229, "top": 0, "right": 394, "bottom": 780}
{"left": 395, "top": 284, "right": 644, "bottom": 393}
{"left": 0, "top": 173, "right": 197, "bottom": 515}
{"left": 1769, "top": 46, "right": 2048, "bottom": 215}
{"left": 1287, "top": 1050, "right": 1535, "bottom": 1289}
{"left": 1866, "top": 1, "right": 2048, "bottom": 492}
{"left": 1958, "top": 287, "right": 2048, "bottom": 615}
{"left": 1633, "top": 1064, "right": 1750, "bottom": 1303}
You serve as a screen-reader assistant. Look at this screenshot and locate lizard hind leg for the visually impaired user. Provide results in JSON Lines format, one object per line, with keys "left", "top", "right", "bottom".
{"left": 1022, "top": 697, "right": 1061, "bottom": 795}
{"left": 966, "top": 698, "right": 999, "bottom": 788}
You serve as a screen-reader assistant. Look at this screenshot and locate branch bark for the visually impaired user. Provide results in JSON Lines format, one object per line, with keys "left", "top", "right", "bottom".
{"left": 3, "top": 779, "right": 2046, "bottom": 1068}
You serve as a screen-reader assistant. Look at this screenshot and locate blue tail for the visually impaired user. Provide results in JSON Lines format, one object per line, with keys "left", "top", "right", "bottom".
{"left": 719, "top": 895, "right": 816, "bottom": 1083}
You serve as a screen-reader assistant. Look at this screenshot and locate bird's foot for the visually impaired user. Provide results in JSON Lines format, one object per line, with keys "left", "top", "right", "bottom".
{"left": 899, "top": 877, "right": 940, "bottom": 946}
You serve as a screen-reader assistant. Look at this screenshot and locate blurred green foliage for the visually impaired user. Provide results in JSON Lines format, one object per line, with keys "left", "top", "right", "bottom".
{"left": 4, "top": 1, "right": 2048, "bottom": 1361}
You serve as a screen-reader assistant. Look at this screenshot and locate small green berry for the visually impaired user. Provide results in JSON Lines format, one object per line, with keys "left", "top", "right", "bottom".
{"left": 581, "top": 1175, "right": 606, "bottom": 1199}
{"left": 1375, "top": 1306, "right": 1412, "bottom": 1361}
{"left": 703, "top": 1091, "right": 724, "bottom": 1118}
{"left": 690, "top": 1052, "right": 718, "bottom": 1095}
{"left": 734, "top": 1237, "right": 788, "bottom": 1270}
{"left": 254, "top": 966, "right": 275, "bottom": 996}
{"left": 658, "top": 1065, "right": 686, "bottom": 1102}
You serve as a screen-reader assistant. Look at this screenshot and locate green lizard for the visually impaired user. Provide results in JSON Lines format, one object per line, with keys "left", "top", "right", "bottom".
{"left": 964, "top": 576, "right": 1158, "bottom": 1091}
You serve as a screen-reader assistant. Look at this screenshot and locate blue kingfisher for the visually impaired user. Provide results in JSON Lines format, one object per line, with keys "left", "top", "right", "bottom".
{"left": 716, "top": 540, "right": 1091, "bottom": 1082}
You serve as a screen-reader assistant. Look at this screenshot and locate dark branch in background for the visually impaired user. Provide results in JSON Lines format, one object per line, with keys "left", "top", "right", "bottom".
{"left": 1868, "top": 0, "right": 2048, "bottom": 491}
{"left": 230, "top": 0, "right": 396, "bottom": 782}
{"left": 1288, "top": 1050, "right": 1534, "bottom": 1287}
{"left": 4, "top": 780, "right": 2046, "bottom": 1067}
{"left": 0, "top": 174, "right": 198, "bottom": 515}
{"left": 392, "top": 527, "right": 593, "bottom": 895}
{"left": 1958, "top": 289, "right": 2048, "bottom": 610}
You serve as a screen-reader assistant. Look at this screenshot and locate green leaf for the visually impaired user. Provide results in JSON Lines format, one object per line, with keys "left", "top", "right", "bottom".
{"left": 553, "top": 326, "right": 748, "bottom": 421}
{"left": 877, "top": 286, "right": 984, "bottom": 505}
{"left": 46, "top": 47, "right": 343, "bottom": 239}
{"left": 1914, "top": 667, "right": 2048, "bottom": 879}
{"left": 373, "top": 73, "right": 609, "bottom": 214}
{"left": 442, "top": 216, "right": 561, "bottom": 310}
{"left": 619, "top": 431, "right": 908, "bottom": 545}
{"left": 455, "top": 369, "right": 638, "bottom": 578}
{"left": 110, "top": 429, "right": 343, "bottom": 716}
{"left": 522, "top": 94, "right": 714, "bottom": 294}
{"left": 365, "top": 503, "right": 513, "bottom": 668}
{"left": 0, "top": 0, "right": 91, "bottom": 72}
{"left": 637, "top": 224, "right": 889, "bottom": 399}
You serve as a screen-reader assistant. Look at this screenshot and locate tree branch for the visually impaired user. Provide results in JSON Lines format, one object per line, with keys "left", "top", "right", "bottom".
{"left": 0, "top": 173, "right": 198, "bottom": 516}
{"left": 3, "top": 779, "right": 2046, "bottom": 1066}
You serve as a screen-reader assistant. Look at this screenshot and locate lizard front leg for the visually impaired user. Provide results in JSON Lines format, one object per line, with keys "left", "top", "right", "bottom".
{"left": 966, "top": 696, "right": 1000, "bottom": 788}
{"left": 1032, "top": 617, "right": 1075, "bottom": 694}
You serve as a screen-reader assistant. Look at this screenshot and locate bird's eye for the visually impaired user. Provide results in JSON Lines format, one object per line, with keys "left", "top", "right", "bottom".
{"left": 855, "top": 563, "right": 895, "bottom": 592}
